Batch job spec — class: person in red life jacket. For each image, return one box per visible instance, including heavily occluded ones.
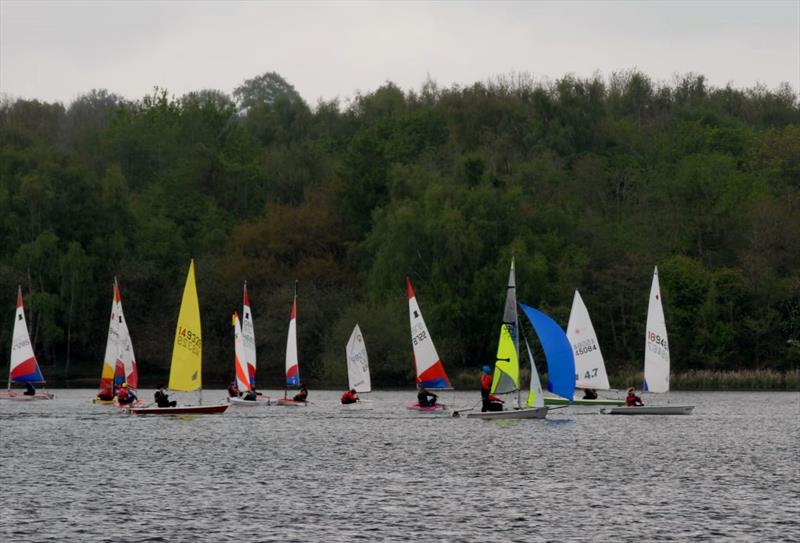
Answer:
[293,384,308,402]
[480,365,505,412]
[227,381,239,397]
[116,383,137,405]
[626,387,644,407]
[96,386,114,402]
[341,388,359,405]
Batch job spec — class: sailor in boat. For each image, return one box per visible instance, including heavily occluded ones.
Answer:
[227,381,240,397]
[23,382,36,396]
[582,388,598,400]
[417,387,438,407]
[242,389,257,401]
[154,385,177,408]
[96,386,114,402]
[479,366,503,412]
[116,383,138,405]
[341,388,359,405]
[626,387,644,407]
[293,384,308,402]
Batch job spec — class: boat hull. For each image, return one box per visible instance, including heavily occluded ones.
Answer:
[405,402,448,412]
[276,398,307,406]
[128,404,229,415]
[600,405,695,415]
[228,396,271,406]
[2,391,54,401]
[544,396,625,406]
[92,397,116,405]
[466,407,549,420]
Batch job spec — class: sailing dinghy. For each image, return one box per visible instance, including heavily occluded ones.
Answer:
[467,259,548,420]
[601,267,694,415]
[277,282,307,406]
[2,287,53,400]
[228,310,270,406]
[94,278,138,404]
[545,290,624,406]
[129,260,228,415]
[340,324,372,409]
[405,277,450,412]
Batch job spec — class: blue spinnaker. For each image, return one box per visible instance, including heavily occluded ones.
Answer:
[520,304,576,401]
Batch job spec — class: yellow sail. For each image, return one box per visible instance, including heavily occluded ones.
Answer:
[168,260,202,391]
[491,324,519,394]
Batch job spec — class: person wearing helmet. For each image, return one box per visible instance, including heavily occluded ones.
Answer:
[341,388,359,405]
[480,365,493,412]
[116,382,137,406]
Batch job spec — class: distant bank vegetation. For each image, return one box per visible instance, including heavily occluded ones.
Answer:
[0,70,798,388]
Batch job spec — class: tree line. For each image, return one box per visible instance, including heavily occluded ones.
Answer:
[0,70,798,388]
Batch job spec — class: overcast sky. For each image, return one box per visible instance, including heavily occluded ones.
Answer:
[1,0,798,106]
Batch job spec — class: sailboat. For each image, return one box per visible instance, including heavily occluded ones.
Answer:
[544,290,624,406]
[340,324,371,408]
[277,281,306,406]
[1,287,53,400]
[129,260,228,415]
[467,259,549,419]
[228,284,269,406]
[406,277,451,411]
[602,266,694,415]
[94,278,138,404]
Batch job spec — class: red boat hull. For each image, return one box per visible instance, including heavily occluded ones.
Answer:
[276,398,307,406]
[128,404,229,415]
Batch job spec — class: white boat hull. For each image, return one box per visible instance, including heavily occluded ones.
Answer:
[465,407,549,420]
[601,405,695,415]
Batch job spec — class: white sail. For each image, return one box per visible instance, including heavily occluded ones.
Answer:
[346,324,371,393]
[644,266,670,393]
[115,282,137,389]
[525,337,544,408]
[406,277,451,389]
[233,312,251,392]
[242,283,256,388]
[285,290,300,387]
[567,290,610,391]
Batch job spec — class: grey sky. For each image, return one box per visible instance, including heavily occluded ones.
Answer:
[1,0,798,106]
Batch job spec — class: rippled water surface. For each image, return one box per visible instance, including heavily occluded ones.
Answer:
[1,390,798,542]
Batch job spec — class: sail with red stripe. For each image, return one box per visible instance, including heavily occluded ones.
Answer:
[99,279,138,392]
[242,282,256,389]
[232,312,251,392]
[407,277,451,389]
[284,285,300,388]
[9,287,44,383]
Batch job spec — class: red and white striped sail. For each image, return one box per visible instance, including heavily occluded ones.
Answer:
[232,311,251,392]
[242,282,256,389]
[407,277,451,389]
[284,290,300,387]
[116,280,137,388]
[9,287,44,384]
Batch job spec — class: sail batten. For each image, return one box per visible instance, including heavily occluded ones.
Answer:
[168,260,202,392]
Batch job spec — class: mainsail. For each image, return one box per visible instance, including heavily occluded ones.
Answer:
[242,282,256,389]
[567,290,610,391]
[346,324,371,393]
[285,285,300,388]
[644,266,670,393]
[407,277,451,389]
[100,279,137,390]
[491,259,519,396]
[9,287,44,384]
[232,311,251,392]
[168,260,202,392]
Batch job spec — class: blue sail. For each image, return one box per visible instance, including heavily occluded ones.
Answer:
[520,304,576,401]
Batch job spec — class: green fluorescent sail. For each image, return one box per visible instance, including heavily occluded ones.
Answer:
[491,323,519,394]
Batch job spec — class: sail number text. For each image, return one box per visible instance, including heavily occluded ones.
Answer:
[573,338,599,357]
[177,326,201,355]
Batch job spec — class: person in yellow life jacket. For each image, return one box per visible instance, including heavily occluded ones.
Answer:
[341,389,359,405]
[116,383,137,405]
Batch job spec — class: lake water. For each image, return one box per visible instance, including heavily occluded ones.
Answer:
[0,390,798,542]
